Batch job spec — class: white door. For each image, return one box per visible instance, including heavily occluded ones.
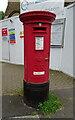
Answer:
[2,35,10,60]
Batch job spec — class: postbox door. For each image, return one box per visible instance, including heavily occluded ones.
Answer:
[25,24,51,84]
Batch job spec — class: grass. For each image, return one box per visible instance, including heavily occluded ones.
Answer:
[31,111,38,116]
[38,93,63,115]
[13,88,23,96]
[5,88,23,96]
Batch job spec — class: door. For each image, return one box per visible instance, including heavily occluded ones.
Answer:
[27,24,51,84]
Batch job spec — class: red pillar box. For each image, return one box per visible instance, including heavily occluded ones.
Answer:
[19,11,56,107]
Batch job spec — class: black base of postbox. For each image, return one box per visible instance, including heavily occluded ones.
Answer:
[23,80,49,108]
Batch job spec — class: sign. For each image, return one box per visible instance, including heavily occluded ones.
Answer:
[20,31,24,38]
[33,71,45,75]
[2,28,8,42]
[2,28,8,36]
[35,36,44,50]
[20,0,64,19]
[51,18,65,47]
[2,36,8,41]
[9,28,16,43]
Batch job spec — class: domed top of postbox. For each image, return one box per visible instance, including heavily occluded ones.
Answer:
[19,11,56,24]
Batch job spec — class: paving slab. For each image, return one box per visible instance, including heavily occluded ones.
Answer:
[50,88,73,118]
[2,95,37,119]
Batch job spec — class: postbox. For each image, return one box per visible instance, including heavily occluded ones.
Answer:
[19,11,56,107]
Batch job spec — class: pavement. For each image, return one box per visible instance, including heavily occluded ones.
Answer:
[0,62,74,119]
[2,88,73,120]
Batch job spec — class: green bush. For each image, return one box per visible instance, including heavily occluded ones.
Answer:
[38,93,63,115]
[0,11,5,20]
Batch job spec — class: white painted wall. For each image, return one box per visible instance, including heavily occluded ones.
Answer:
[9,17,24,64]
[0,21,2,62]
[50,4,73,77]
[60,5,73,77]
[0,3,74,77]
[73,4,75,78]
[1,16,24,64]
[50,48,62,70]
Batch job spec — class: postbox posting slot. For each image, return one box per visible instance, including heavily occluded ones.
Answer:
[33,27,46,33]
[34,27,46,31]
